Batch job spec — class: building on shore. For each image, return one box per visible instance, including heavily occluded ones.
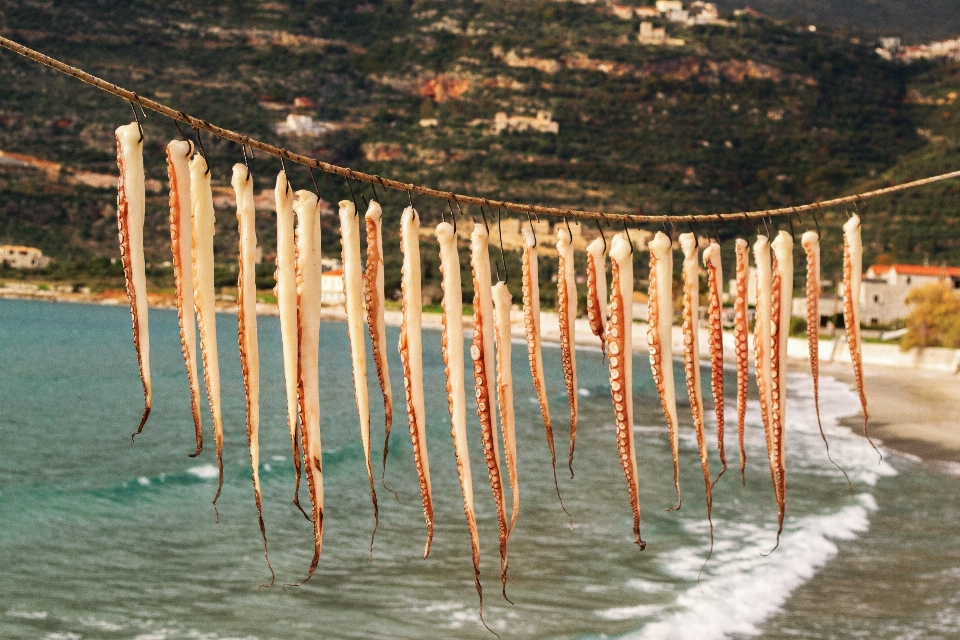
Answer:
[860,263,960,326]
[0,245,51,269]
[320,268,345,306]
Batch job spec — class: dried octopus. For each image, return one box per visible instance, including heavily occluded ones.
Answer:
[802,231,852,485]
[232,163,273,585]
[521,225,566,513]
[608,232,645,549]
[274,171,307,518]
[493,281,520,537]
[679,232,714,565]
[648,231,682,510]
[293,189,325,584]
[436,221,488,628]
[165,139,202,458]
[733,239,750,484]
[586,236,608,355]
[116,122,152,441]
[471,221,510,598]
[363,200,395,493]
[702,241,727,484]
[556,227,579,478]
[189,152,225,513]
[399,206,434,558]
[770,231,793,547]
[843,214,876,455]
[340,199,379,551]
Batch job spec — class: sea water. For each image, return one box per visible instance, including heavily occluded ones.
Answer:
[0,298,957,639]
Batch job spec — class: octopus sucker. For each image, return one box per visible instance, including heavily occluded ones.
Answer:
[363,201,396,499]
[274,172,308,519]
[166,139,202,458]
[608,233,646,549]
[521,227,567,518]
[770,231,794,548]
[586,237,609,356]
[648,231,682,510]
[801,231,853,488]
[843,214,878,457]
[679,232,714,571]
[493,281,520,537]
[556,227,579,479]
[733,239,750,485]
[470,222,510,599]
[115,122,152,442]
[232,164,274,586]
[702,242,727,485]
[436,222,490,632]
[399,206,434,558]
[188,153,225,514]
[340,200,379,553]
[753,235,780,547]
[291,189,325,585]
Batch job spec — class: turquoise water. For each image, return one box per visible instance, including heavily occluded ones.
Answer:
[1,298,958,639]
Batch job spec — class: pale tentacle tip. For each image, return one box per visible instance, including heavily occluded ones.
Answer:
[711,465,727,489]
[130,405,151,445]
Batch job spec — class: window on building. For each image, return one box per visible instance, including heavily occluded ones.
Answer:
[873,294,880,303]
[906,276,912,285]
[870,317,879,326]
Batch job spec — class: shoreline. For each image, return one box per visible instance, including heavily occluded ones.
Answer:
[4,289,958,464]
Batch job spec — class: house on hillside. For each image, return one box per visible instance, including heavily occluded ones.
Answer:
[860,263,960,326]
[320,268,345,306]
[0,245,51,269]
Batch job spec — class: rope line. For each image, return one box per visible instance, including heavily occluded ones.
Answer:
[2,34,959,225]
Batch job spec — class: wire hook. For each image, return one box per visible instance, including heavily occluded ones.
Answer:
[308,167,320,196]
[594,218,607,254]
[496,209,508,285]
[623,220,634,254]
[526,212,538,248]
[242,145,252,181]
[345,176,359,214]
[814,205,823,237]
[129,100,144,143]
[193,127,210,175]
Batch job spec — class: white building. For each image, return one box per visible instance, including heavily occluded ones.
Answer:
[320,269,346,306]
[493,111,559,135]
[0,245,51,269]
[860,263,960,326]
[275,114,337,137]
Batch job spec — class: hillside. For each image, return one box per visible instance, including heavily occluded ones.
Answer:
[0,0,959,298]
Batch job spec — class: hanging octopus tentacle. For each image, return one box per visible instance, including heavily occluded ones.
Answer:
[648,232,682,511]
[471,222,511,601]
[436,222,493,633]
[556,228,579,479]
[703,242,727,486]
[364,201,396,499]
[188,153,225,516]
[232,164,274,587]
[843,215,878,457]
[586,237,608,357]
[399,206,434,558]
[608,233,646,549]
[116,122,152,442]
[733,239,750,485]
[275,171,308,519]
[522,226,568,518]
[289,189,325,586]
[166,139,203,458]
[679,232,714,577]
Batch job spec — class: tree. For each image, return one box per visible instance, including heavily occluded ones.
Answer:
[901,282,960,350]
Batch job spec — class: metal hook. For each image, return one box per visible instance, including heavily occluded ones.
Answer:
[496,209,508,285]
[172,118,191,151]
[345,176,359,214]
[564,215,573,239]
[711,219,721,245]
[854,197,865,219]
[526,212,538,248]
[241,145,252,181]
[760,215,770,237]
[407,189,414,209]
[739,213,749,238]
[308,167,320,196]
[813,205,823,237]
[128,100,144,143]
[370,181,380,205]
[193,127,210,175]
[479,205,490,235]
[788,212,795,238]
[442,200,450,225]
[623,220,634,254]
[687,220,696,239]
[278,155,290,193]
[594,218,607,254]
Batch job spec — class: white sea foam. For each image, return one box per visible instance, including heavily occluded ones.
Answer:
[187,465,219,480]
[138,476,150,486]
[608,371,895,640]
[6,609,48,619]
[43,634,81,640]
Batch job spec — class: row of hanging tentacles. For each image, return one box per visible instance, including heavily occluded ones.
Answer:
[115,120,874,630]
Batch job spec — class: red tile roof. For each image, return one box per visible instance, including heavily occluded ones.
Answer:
[868,264,960,278]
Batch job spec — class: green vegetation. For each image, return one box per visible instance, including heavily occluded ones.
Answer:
[0,1,958,302]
